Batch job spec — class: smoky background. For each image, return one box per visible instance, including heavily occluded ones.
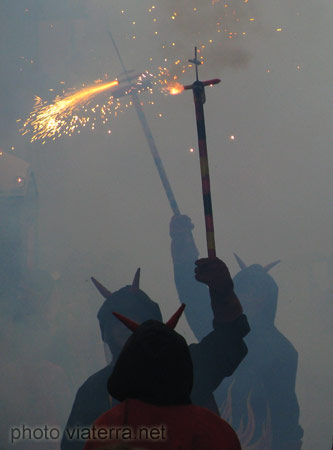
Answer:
[0,0,332,448]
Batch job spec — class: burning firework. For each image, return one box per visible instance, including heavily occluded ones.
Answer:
[161,81,184,95]
[21,80,121,142]
[20,67,187,143]
[20,64,190,143]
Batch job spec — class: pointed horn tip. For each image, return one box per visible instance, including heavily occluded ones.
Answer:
[233,253,247,270]
[90,276,99,288]
[91,276,112,299]
[263,260,281,272]
[112,312,140,332]
[166,303,186,329]
[131,267,141,291]
[174,303,186,315]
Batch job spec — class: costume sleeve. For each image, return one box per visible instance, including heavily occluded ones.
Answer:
[170,224,213,340]
[189,314,250,407]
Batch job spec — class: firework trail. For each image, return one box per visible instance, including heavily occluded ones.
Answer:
[21,80,119,142]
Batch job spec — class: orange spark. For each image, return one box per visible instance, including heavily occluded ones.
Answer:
[21,80,119,142]
[163,82,184,95]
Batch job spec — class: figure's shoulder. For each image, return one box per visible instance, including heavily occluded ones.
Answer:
[94,402,125,426]
[270,326,298,355]
[77,365,112,395]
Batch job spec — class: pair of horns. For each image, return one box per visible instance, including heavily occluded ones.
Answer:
[91,268,141,299]
[113,304,186,332]
[234,253,280,272]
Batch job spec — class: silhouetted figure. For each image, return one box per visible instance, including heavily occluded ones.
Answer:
[61,270,162,450]
[62,260,249,450]
[170,214,304,450]
[83,306,242,450]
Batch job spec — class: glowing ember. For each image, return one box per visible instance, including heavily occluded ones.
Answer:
[117,0,257,84]
[168,82,184,95]
[161,81,184,96]
[21,80,119,142]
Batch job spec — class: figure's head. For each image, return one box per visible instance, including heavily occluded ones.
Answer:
[107,305,193,406]
[233,254,279,328]
[93,269,162,359]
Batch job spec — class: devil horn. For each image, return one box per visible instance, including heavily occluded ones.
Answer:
[91,277,112,299]
[131,268,141,291]
[112,312,140,332]
[166,304,186,329]
[234,253,247,270]
[263,260,281,272]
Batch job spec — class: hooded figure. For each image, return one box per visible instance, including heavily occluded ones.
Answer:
[61,272,162,450]
[216,260,303,450]
[62,258,249,450]
[232,259,279,328]
[83,310,242,450]
[97,275,163,364]
[108,317,193,407]
[169,214,303,450]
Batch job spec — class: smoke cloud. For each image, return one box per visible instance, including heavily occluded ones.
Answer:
[0,0,332,448]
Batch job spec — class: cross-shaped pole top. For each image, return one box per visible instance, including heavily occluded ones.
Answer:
[188,46,202,81]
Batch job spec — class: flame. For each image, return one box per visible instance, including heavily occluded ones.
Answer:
[162,81,184,96]
[21,80,119,142]
[237,392,257,448]
[220,379,234,422]
[220,383,272,450]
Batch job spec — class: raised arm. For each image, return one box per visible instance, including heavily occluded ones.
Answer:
[189,257,250,409]
[169,214,213,340]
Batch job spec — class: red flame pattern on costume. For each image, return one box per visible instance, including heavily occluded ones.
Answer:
[220,382,272,450]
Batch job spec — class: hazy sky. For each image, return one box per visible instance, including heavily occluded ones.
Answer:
[0,0,332,448]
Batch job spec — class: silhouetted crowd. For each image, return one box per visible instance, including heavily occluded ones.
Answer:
[1,213,304,450]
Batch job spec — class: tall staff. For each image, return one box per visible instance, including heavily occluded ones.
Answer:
[183,47,221,259]
[108,31,180,215]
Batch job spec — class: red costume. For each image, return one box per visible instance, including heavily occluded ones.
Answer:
[83,307,242,450]
[83,398,241,450]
